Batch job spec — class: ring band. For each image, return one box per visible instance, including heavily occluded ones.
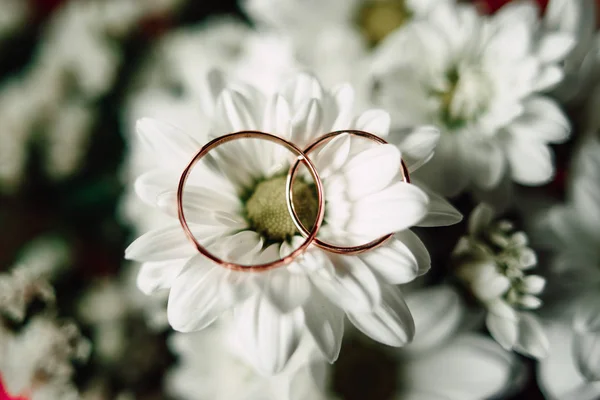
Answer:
[286,130,410,255]
[177,131,325,271]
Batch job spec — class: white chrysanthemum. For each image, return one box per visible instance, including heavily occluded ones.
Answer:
[243,0,452,46]
[544,0,600,104]
[167,324,333,400]
[535,136,600,388]
[125,73,461,373]
[0,316,90,400]
[373,1,573,198]
[453,203,549,358]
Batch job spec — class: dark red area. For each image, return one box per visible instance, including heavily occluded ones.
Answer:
[28,0,66,22]
[474,0,549,15]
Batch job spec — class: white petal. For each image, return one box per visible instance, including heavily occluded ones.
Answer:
[508,97,570,143]
[283,73,323,110]
[538,323,600,400]
[347,284,415,347]
[331,84,355,131]
[167,256,226,332]
[538,33,575,63]
[353,109,391,137]
[219,231,264,265]
[216,89,259,131]
[390,125,440,172]
[311,254,382,312]
[137,259,187,295]
[518,295,543,309]
[156,189,246,229]
[347,182,429,238]
[415,182,463,227]
[514,312,549,359]
[505,139,554,185]
[134,170,176,206]
[573,329,600,381]
[534,65,564,92]
[291,98,324,146]
[465,139,506,190]
[405,285,464,352]
[264,270,311,313]
[339,144,401,200]
[312,133,351,180]
[359,230,429,284]
[262,94,292,137]
[487,312,518,350]
[468,203,495,236]
[303,289,344,362]
[521,275,545,295]
[136,118,200,171]
[234,295,304,374]
[125,225,195,262]
[403,334,517,400]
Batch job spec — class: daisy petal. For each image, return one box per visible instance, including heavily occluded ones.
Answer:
[487,312,518,350]
[167,256,226,332]
[403,334,516,400]
[391,125,440,172]
[311,254,382,312]
[134,170,175,206]
[466,140,505,190]
[347,284,415,347]
[303,289,344,362]
[216,89,259,131]
[125,225,195,262]
[573,329,600,381]
[405,285,464,352]
[415,182,463,227]
[136,118,201,171]
[537,33,575,63]
[359,230,429,284]
[264,270,311,313]
[340,144,401,199]
[505,139,554,185]
[234,295,303,374]
[137,259,187,295]
[353,109,391,137]
[347,182,429,238]
[514,312,549,358]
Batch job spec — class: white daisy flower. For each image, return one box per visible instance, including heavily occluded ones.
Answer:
[167,324,333,400]
[453,203,549,358]
[125,73,461,374]
[372,1,573,198]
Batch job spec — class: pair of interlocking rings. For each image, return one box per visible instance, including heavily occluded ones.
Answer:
[177,130,410,272]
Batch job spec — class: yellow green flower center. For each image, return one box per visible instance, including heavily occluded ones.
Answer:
[245,175,319,243]
[357,0,412,46]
